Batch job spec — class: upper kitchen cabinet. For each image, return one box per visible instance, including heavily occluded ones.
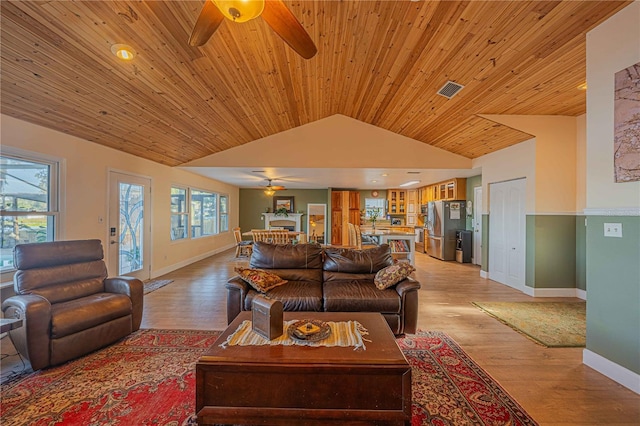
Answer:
[387,189,406,215]
[420,178,467,202]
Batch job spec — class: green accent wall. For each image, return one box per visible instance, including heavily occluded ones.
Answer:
[576,216,587,291]
[465,175,482,230]
[586,215,640,375]
[239,189,329,238]
[525,215,577,289]
[481,214,489,272]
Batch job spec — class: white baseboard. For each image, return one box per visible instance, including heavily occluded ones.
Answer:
[480,270,488,279]
[583,349,640,394]
[524,287,587,298]
[150,243,235,279]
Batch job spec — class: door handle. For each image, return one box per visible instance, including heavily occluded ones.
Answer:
[110,240,118,245]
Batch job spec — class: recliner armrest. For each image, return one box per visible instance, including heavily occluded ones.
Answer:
[2,294,52,371]
[105,276,144,331]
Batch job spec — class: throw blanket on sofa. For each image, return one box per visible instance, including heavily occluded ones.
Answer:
[220,320,370,350]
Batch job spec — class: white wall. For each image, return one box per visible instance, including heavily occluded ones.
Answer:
[0,115,239,280]
[576,114,587,213]
[586,1,640,210]
[471,138,537,214]
[480,114,578,214]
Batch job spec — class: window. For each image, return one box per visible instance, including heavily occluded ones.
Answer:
[170,187,188,240]
[364,198,385,218]
[190,189,217,238]
[219,195,228,232]
[0,152,59,271]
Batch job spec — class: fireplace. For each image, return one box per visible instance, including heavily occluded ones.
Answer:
[262,213,303,232]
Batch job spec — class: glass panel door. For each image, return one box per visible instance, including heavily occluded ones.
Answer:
[109,172,151,281]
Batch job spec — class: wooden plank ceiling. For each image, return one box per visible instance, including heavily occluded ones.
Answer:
[1,1,631,166]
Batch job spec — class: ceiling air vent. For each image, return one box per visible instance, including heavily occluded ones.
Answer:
[437,81,464,99]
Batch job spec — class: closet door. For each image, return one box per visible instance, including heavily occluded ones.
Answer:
[489,179,526,291]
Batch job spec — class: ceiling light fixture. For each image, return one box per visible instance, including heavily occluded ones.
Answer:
[264,188,275,196]
[382,173,389,177]
[399,180,421,187]
[110,44,136,61]
[214,0,265,22]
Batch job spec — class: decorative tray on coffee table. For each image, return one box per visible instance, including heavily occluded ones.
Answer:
[287,319,331,342]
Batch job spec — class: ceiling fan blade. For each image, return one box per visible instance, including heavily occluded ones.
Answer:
[261,0,317,59]
[271,185,286,190]
[188,1,225,47]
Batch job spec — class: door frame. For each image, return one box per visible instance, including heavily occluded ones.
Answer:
[107,169,152,281]
[473,186,483,266]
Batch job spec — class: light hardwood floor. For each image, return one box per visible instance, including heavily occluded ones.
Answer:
[142,248,640,425]
[3,249,639,424]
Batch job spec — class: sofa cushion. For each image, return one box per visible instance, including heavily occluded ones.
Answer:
[244,281,323,312]
[323,280,401,313]
[323,244,393,274]
[51,293,132,338]
[250,242,323,270]
[375,262,416,289]
[234,267,288,293]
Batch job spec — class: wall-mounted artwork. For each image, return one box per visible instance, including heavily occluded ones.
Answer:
[614,62,640,183]
[273,196,294,213]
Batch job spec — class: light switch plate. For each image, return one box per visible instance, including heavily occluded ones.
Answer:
[604,222,622,238]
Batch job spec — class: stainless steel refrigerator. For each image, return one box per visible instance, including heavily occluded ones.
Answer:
[425,200,466,260]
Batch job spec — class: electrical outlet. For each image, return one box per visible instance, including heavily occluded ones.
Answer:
[604,222,622,238]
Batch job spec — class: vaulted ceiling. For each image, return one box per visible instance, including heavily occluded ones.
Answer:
[0,1,631,169]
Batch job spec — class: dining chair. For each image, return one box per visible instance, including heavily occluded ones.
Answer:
[233,227,253,257]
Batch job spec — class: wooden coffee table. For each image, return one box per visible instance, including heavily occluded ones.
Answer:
[196,312,411,425]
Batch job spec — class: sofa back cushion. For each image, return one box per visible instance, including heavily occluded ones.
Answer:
[249,242,323,283]
[13,240,108,304]
[323,244,393,281]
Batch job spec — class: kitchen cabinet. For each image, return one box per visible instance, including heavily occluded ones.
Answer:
[406,190,418,226]
[420,178,467,202]
[387,189,406,215]
[331,190,360,245]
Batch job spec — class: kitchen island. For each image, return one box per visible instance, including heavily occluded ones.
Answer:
[361,229,416,265]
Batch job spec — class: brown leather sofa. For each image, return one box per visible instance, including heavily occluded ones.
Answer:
[226,242,420,335]
[1,239,144,370]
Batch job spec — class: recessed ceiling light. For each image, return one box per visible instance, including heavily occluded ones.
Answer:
[111,44,136,61]
[372,180,378,183]
[399,180,420,187]
[381,173,388,177]
[577,82,588,90]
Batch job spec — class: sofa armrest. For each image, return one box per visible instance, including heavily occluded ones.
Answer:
[394,277,421,297]
[2,294,52,371]
[395,277,420,335]
[226,277,249,324]
[105,276,144,331]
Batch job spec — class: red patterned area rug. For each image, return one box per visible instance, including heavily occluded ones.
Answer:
[0,329,220,426]
[1,329,537,426]
[399,331,538,425]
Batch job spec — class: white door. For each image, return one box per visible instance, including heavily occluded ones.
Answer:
[108,171,151,281]
[473,186,483,266]
[489,178,526,291]
[505,182,526,289]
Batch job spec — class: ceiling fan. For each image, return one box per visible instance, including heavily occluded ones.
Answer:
[262,178,286,196]
[188,0,317,59]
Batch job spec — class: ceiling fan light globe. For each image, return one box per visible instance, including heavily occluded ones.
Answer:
[213,0,264,23]
[264,188,276,196]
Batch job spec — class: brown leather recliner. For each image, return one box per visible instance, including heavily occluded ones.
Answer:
[1,239,143,370]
